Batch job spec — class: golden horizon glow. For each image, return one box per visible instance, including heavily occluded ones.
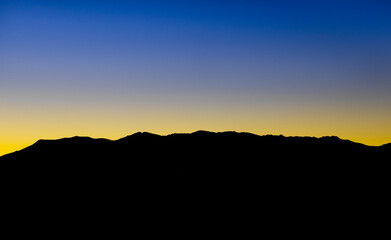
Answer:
[2,95,390,156]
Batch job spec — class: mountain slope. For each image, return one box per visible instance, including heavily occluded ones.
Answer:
[1,130,388,194]
[0,131,389,231]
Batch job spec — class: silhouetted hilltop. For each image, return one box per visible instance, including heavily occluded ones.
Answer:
[3,130,384,161]
[0,131,389,232]
[381,142,391,149]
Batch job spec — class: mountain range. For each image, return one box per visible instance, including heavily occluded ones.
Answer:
[1,130,389,234]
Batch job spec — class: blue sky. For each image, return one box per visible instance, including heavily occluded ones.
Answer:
[1,0,391,154]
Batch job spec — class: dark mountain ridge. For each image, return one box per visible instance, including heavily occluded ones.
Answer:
[1,131,388,185]
[1,131,389,234]
[1,130,388,183]
[2,130,384,157]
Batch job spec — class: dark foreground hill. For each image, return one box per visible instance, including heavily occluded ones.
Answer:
[1,131,390,235]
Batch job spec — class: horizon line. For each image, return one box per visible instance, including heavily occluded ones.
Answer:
[2,130,390,157]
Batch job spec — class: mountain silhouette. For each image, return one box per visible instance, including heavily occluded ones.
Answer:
[1,131,389,235]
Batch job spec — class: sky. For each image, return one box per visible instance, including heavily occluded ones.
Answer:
[1,0,391,155]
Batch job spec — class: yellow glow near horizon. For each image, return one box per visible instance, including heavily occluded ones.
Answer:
[1,109,390,156]
[1,91,390,156]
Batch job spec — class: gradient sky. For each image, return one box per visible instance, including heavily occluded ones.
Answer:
[1,0,391,155]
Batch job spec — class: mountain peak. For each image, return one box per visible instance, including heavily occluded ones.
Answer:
[117,131,160,142]
[191,130,215,135]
